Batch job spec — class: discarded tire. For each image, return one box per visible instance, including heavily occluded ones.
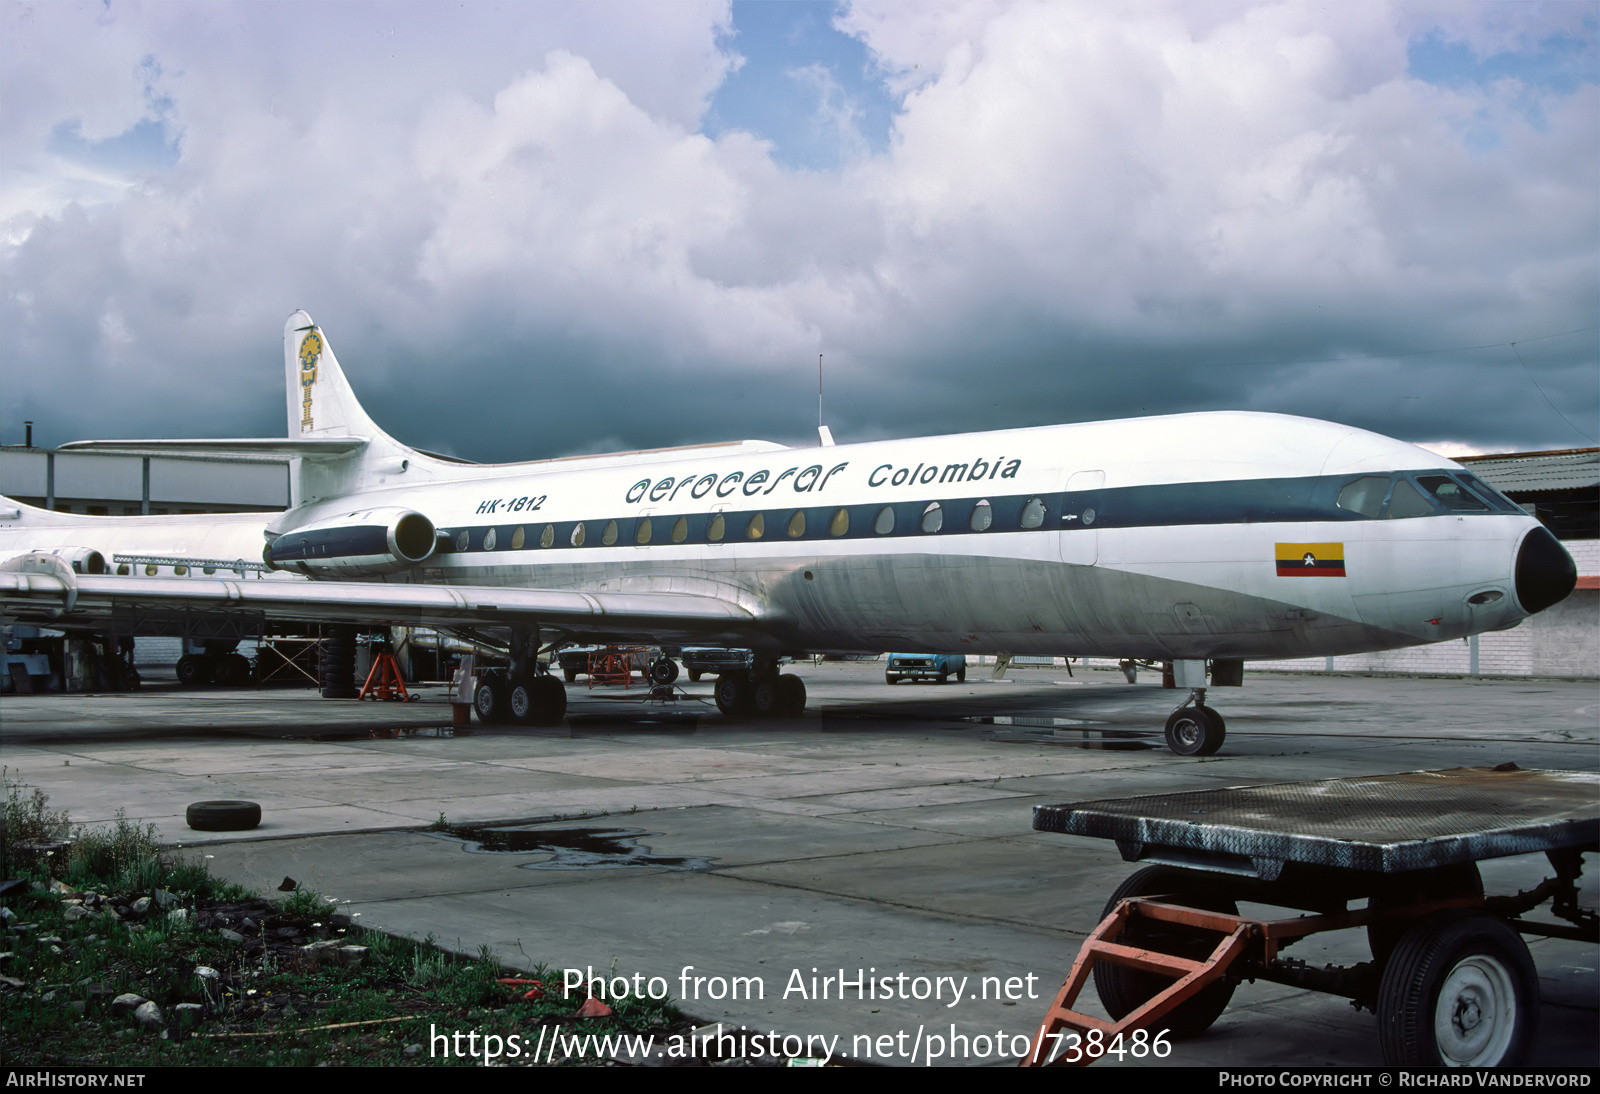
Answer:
[185,800,261,832]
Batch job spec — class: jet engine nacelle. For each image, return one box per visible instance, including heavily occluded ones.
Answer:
[0,546,109,575]
[266,507,437,577]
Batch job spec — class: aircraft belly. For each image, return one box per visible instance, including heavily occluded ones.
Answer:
[428,537,1406,660]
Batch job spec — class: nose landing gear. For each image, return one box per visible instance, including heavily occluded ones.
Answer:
[1165,689,1226,756]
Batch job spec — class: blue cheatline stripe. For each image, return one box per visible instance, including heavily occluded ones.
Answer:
[426,469,1502,559]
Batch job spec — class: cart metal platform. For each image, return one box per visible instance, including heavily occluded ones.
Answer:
[1022,767,1599,1068]
[1032,766,1598,879]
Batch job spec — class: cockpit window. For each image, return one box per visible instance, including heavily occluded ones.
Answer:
[1337,476,1390,518]
[1416,475,1489,512]
[1384,480,1436,519]
[1452,472,1521,514]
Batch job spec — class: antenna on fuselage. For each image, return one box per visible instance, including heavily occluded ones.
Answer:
[817,354,834,446]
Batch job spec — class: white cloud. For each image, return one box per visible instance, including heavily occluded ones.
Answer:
[0,1,1593,457]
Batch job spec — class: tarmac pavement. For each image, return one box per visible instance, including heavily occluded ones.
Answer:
[2,662,1595,1067]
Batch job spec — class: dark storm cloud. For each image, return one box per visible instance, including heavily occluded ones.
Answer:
[1,2,1594,462]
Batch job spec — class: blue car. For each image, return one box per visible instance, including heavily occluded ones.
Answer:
[885,653,967,685]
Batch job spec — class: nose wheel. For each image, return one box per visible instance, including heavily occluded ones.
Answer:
[1165,692,1226,756]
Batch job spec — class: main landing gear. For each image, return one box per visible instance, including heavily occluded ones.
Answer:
[473,625,567,727]
[474,669,567,727]
[713,665,807,718]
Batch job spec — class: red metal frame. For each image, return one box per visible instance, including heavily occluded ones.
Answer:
[1021,892,1482,1067]
[359,651,411,701]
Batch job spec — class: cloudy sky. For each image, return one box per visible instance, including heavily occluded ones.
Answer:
[2,1,1595,461]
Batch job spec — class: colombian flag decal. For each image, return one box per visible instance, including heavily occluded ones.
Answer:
[1276,542,1346,577]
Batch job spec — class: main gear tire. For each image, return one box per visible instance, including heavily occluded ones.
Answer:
[714,674,750,716]
[775,674,807,717]
[474,679,508,725]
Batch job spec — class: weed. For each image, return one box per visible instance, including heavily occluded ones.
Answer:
[2,768,72,878]
[280,886,335,918]
[66,811,161,890]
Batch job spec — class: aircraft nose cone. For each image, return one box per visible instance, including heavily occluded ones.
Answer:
[1515,525,1576,615]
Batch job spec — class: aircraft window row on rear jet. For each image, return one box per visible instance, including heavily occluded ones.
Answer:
[434,471,1522,558]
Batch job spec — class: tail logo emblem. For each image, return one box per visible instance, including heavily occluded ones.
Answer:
[298,329,323,432]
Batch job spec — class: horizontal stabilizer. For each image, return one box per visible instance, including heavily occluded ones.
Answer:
[59,437,368,460]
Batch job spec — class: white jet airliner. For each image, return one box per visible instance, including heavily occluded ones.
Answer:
[0,312,1577,754]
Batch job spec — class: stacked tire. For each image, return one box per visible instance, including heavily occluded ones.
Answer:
[320,627,359,698]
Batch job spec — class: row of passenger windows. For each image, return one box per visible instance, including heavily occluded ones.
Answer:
[449,496,1054,553]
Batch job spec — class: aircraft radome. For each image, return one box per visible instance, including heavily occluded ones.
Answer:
[0,312,1578,754]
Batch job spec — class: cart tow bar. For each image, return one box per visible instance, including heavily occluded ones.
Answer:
[1020,897,1251,1067]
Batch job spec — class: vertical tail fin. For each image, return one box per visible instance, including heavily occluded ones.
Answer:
[282,311,425,506]
[285,311,393,442]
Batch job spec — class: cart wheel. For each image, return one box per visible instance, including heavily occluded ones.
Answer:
[1377,909,1537,1067]
[1094,866,1239,1038]
[650,657,679,685]
[1165,707,1225,756]
[1367,863,1483,965]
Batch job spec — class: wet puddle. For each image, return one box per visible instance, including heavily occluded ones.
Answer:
[440,824,713,871]
[565,712,702,728]
[288,726,467,741]
[962,715,1160,751]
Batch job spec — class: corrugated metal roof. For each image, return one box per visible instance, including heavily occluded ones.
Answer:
[1458,448,1599,493]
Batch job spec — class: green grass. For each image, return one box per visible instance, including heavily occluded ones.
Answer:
[1,773,685,1066]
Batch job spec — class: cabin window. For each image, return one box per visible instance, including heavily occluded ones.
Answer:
[539,524,555,548]
[635,517,653,545]
[1337,477,1390,519]
[117,563,130,576]
[483,528,498,552]
[570,523,586,547]
[829,508,849,536]
[173,565,188,576]
[1385,480,1435,519]
[921,502,943,533]
[202,565,216,575]
[455,530,469,552]
[708,514,726,542]
[747,513,765,539]
[970,500,992,531]
[672,516,688,543]
[511,526,525,550]
[787,511,806,538]
[602,520,618,546]
[1020,497,1047,529]
[874,506,896,535]
[145,565,158,576]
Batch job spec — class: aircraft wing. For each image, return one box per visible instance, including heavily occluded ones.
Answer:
[0,565,762,646]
